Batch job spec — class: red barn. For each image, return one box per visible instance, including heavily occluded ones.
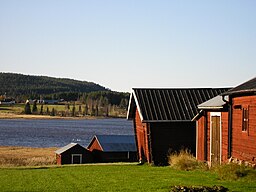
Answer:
[195,77,256,166]
[87,135,137,163]
[127,88,229,165]
[55,143,93,165]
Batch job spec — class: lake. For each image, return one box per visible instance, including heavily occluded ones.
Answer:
[0,118,133,148]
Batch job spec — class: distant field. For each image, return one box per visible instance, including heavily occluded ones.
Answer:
[0,146,57,167]
[0,103,126,118]
[0,164,256,191]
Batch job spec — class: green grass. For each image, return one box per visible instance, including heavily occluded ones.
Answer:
[0,164,255,191]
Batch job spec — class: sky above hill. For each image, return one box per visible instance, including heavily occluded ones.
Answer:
[0,0,255,92]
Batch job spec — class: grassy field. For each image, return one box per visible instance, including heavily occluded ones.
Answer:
[0,164,256,191]
[0,147,255,191]
[0,103,126,118]
[0,146,57,167]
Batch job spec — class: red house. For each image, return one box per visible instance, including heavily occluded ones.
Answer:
[195,77,256,166]
[127,88,229,165]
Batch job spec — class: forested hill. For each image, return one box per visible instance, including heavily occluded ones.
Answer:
[0,73,108,98]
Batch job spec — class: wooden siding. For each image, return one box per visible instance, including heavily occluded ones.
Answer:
[196,116,206,161]
[58,145,93,165]
[134,108,151,163]
[221,112,229,162]
[91,151,137,163]
[196,111,229,163]
[87,138,102,152]
[231,95,256,164]
[150,121,196,165]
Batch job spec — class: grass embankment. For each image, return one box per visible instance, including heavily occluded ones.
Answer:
[0,146,57,167]
[0,164,256,191]
[0,147,256,191]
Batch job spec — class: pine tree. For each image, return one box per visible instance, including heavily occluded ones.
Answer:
[24,101,32,114]
[72,105,76,117]
[40,105,43,115]
[50,108,55,116]
[32,100,37,113]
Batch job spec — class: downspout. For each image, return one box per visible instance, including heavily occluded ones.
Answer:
[203,111,208,161]
[222,95,232,158]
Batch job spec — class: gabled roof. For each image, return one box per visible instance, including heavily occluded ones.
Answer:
[55,143,82,154]
[87,135,136,152]
[222,77,256,96]
[197,95,226,110]
[127,88,230,122]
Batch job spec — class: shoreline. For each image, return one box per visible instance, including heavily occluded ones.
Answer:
[0,112,125,120]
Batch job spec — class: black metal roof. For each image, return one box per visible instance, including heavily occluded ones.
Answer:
[127,88,230,122]
[222,77,256,96]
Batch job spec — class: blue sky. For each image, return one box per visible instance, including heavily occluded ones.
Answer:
[0,0,255,92]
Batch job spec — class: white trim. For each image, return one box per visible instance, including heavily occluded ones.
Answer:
[71,154,82,164]
[131,89,144,121]
[210,112,222,165]
[127,90,144,121]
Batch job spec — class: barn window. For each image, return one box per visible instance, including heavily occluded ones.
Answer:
[242,107,249,132]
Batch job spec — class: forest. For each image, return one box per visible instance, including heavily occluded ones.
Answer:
[0,73,130,117]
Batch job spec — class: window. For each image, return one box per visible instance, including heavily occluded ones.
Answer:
[242,107,249,132]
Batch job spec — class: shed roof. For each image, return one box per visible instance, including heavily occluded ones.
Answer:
[197,95,226,109]
[127,88,230,122]
[222,77,256,96]
[55,143,82,154]
[88,135,137,152]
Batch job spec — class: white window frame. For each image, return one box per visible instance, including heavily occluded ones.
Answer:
[71,154,82,164]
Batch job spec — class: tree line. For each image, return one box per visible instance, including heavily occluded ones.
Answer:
[24,91,129,118]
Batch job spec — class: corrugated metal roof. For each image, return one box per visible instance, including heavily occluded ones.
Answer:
[222,77,256,95]
[127,88,230,122]
[55,143,80,154]
[93,135,137,152]
[197,95,226,109]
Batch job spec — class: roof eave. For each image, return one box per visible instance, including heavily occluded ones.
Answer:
[222,89,256,96]
[198,106,224,110]
[142,120,192,123]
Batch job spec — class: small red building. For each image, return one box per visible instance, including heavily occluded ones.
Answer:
[87,135,137,163]
[195,77,256,166]
[55,143,93,165]
[127,88,229,165]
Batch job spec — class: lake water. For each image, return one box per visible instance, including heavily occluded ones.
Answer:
[0,118,133,148]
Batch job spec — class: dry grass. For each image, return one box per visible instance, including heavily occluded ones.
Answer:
[168,149,208,171]
[0,146,57,167]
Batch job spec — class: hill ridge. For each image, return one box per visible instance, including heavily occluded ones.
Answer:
[0,72,109,97]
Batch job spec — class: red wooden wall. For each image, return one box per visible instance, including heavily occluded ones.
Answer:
[231,95,256,164]
[134,108,151,163]
[87,138,102,152]
[196,111,229,163]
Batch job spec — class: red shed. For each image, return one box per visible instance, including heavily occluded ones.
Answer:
[193,95,230,165]
[127,88,229,165]
[87,135,137,163]
[195,77,256,166]
[55,143,93,165]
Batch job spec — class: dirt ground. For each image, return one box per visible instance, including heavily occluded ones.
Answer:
[0,146,58,167]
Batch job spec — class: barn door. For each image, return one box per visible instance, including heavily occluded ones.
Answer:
[211,113,221,165]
